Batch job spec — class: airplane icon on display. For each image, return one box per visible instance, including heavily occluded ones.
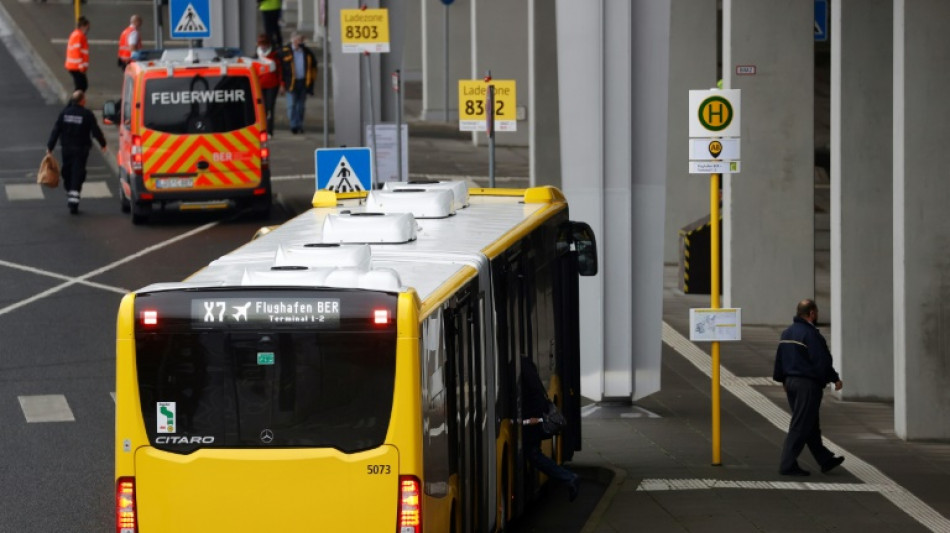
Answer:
[232,302,251,321]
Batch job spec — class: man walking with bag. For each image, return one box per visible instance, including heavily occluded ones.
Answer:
[47,90,107,214]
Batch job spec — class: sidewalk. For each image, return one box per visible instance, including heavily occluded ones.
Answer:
[4,2,950,532]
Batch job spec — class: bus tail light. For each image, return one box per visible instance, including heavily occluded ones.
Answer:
[141,309,158,326]
[373,308,389,325]
[131,135,143,172]
[260,131,269,166]
[397,475,421,533]
[116,477,137,533]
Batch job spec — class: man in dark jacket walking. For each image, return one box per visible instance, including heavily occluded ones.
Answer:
[773,299,845,476]
[47,90,107,214]
[521,355,580,501]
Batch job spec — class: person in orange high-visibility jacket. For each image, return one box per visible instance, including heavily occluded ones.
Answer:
[117,14,142,71]
[65,16,91,91]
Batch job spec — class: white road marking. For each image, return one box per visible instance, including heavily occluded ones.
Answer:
[80,181,112,198]
[0,259,128,294]
[0,0,61,103]
[5,183,43,200]
[637,478,885,492]
[3,181,113,202]
[662,321,950,532]
[0,220,220,317]
[18,394,75,423]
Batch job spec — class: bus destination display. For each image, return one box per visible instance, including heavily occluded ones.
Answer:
[191,298,341,327]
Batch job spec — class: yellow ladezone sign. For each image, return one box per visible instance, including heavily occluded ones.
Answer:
[458,79,517,132]
[340,8,390,53]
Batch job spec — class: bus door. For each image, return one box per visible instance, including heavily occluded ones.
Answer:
[444,282,487,533]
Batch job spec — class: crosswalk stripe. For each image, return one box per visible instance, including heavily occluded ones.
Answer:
[3,181,113,201]
[81,181,112,198]
[18,394,75,423]
[5,183,43,200]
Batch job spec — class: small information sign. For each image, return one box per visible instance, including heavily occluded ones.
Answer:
[458,79,517,132]
[689,308,742,342]
[340,8,391,53]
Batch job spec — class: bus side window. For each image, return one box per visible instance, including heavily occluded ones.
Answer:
[422,311,450,498]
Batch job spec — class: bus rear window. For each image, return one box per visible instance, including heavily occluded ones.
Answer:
[143,75,255,134]
[133,290,398,453]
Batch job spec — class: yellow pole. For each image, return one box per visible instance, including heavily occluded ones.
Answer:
[74,0,80,23]
[711,173,722,466]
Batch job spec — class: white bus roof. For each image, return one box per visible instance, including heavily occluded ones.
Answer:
[137,185,567,302]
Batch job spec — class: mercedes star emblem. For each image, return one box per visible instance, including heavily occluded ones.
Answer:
[260,428,274,444]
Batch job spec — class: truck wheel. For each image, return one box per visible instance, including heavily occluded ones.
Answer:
[130,181,151,225]
[118,170,130,213]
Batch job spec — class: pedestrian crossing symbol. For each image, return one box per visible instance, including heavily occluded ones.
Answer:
[175,5,207,33]
[169,0,211,39]
[315,147,373,192]
[326,156,365,192]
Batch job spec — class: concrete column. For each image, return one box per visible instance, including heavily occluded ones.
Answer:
[379,0,406,122]
[556,0,669,401]
[893,0,950,440]
[329,0,364,146]
[420,0,471,122]
[298,0,315,33]
[471,0,529,147]
[664,0,718,264]
[209,0,257,52]
[831,0,892,401]
[529,0,560,187]
[401,0,422,83]
[722,0,814,325]
[328,0,402,147]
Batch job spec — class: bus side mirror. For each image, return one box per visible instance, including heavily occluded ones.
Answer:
[569,221,598,276]
[102,100,120,125]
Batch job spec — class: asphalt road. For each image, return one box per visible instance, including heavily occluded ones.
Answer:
[0,23,602,530]
[0,25,313,529]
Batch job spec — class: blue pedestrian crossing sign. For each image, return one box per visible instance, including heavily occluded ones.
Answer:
[170,0,211,40]
[316,148,373,192]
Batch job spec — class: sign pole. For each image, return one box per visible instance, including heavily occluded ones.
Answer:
[711,172,722,466]
[322,0,329,148]
[443,4,450,123]
[486,75,495,188]
[394,70,403,182]
[363,51,378,190]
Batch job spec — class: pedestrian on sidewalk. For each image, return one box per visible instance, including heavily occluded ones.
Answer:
[773,299,845,477]
[117,15,143,71]
[64,16,91,91]
[520,355,581,502]
[259,0,283,51]
[256,33,281,136]
[46,90,107,214]
[278,31,317,135]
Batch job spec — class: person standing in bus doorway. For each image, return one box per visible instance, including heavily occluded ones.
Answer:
[117,15,143,71]
[520,355,581,502]
[773,299,845,476]
[46,90,107,214]
[65,16,90,91]
[259,0,283,51]
[256,33,281,136]
[278,31,317,135]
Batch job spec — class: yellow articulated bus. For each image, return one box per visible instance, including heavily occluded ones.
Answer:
[115,183,597,532]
